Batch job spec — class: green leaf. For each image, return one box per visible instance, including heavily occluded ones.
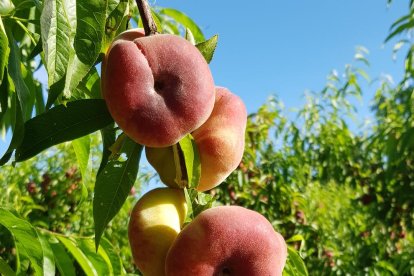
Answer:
[183,188,194,223]
[45,73,65,109]
[77,239,111,275]
[93,136,143,249]
[385,20,414,43]
[98,123,116,175]
[185,28,196,45]
[73,66,101,100]
[99,238,124,276]
[150,8,163,33]
[183,188,214,224]
[0,257,16,276]
[57,236,97,276]
[0,208,43,275]
[27,39,43,60]
[74,0,106,65]
[282,247,308,276]
[48,237,76,276]
[0,96,24,165]
[62,53,91,98]
[14,99,113,162]
[0,69,9,122]
[158,8,205,43]
[178,134,201,189]
[7,30,31,121]
[196,35,218,64]
[0,18,9,84]
[72,135,91,202]
[103,0,129,52]
[40,0,76,87]
[376,261,398,275]
[0,0,14,16]
[38,233,56,276]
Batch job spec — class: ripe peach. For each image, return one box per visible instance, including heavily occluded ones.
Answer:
[128,187,187,276]
[165,206,288,276]
[191,87,247,191]
[102,29,215,147]
[146,87,247,191]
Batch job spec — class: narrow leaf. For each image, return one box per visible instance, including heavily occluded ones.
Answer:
[40,0,76,87]
[99,238,124,276]
[0,69,9,122]
[74,0,106,65]
[77,239,111,275]
[72,135,91,201]
[103,0,129,52]
[178,134,201,189]
[385,20,414,42]
[49,239,76,276]
[94,136,143,249]
[0,97,24,165]
[185,28,196,45]
[0,18,9,84]
[0,257,16,276]
[7,30,31,121]
[98,124,116,175]
[27,39,43,60]
[196,35,218,64]
[0,0,14,16]
[282,247,308,276]
[38,233,56,276]
[14,99,113,162]
[0,208,43,275]
[62,53,90,98]
[46,74,65,109]
[57,236,97,276]
[159,8,205,43]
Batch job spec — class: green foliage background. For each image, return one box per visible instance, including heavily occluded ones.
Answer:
[0,0,413,275]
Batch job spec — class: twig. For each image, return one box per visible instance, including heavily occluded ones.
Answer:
[135,0,158,36]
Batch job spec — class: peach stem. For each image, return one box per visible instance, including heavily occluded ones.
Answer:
[135,0,158,36]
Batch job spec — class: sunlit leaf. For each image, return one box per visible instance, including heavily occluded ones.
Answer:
[158,8,205,42]
[282,247,308,276]
[0,208,43,275]
[196,35,218,64]
[0,18,9,84]
[0,0,14,16]
[57,236,97,276]
[38,233,56,276]
[40,0,76,87]
[178,134,201,189]
[72,135,91,201]
[7,30,31,121]
[103,0,130,52]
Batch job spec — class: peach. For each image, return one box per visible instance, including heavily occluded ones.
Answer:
[146,87,247,191]
[165,206,288,276]
[102,29,215,147]
[128,187,187,276]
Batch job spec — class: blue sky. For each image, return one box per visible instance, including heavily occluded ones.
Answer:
[155,0,407,113]
[0,1,409,155]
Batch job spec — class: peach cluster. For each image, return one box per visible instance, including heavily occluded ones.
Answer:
[101,29,287,275]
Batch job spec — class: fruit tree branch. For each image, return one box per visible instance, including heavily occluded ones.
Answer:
[135,0,158,36]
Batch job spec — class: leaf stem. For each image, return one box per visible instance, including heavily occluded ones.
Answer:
[135,0,158,36]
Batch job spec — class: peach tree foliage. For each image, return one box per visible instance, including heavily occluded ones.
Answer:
[212,4,414,274]
[0,0,303,275]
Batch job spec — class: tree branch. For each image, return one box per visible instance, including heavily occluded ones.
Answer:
[135,0,158,36]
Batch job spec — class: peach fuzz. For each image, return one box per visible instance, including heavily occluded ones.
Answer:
[101,29,215,147]
[165,205,288,276]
